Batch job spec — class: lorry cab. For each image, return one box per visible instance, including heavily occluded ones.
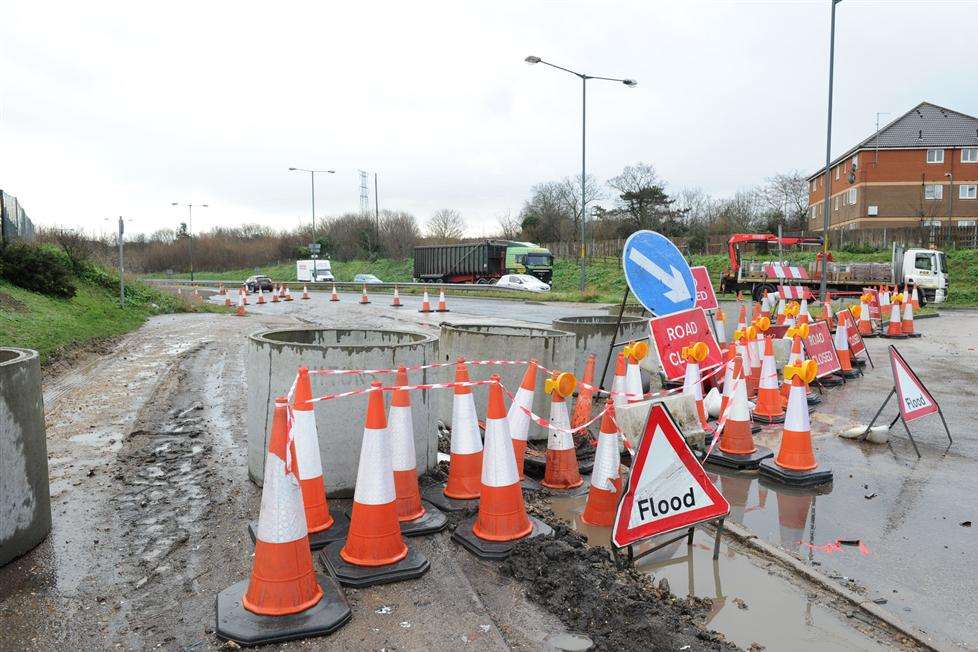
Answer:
[505,243,553,283]
[894,245,947,304]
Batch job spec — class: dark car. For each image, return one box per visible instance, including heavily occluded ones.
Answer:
[245,275,274,292]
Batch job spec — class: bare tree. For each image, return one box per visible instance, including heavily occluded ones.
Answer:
[756,171,810,231]
[426,209,466,242]
[379,210,420,258]
[497,211,523,240]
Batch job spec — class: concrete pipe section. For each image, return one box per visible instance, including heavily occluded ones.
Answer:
[247,328,439,496]
[552,315,650,390]
[0,348,52,567]
[438,323,575,441]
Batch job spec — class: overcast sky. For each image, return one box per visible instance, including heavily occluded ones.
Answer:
[2,1,977,238]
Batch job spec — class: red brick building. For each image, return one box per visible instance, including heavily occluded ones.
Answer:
[807,102,978,231]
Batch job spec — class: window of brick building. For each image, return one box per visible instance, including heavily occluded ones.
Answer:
[924,184,943,200]
[847,188,857,205]
[962,148,978,163]
[926,149,944,164]
[958,220,977,228]
[960,184,977,200]
[834,196,840,210]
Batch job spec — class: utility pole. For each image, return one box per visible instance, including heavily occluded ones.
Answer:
[118,216,125,306]
[374,172,380,251]
[819,0,842,300]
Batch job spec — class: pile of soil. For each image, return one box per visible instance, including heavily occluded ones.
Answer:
[500,518,738,652]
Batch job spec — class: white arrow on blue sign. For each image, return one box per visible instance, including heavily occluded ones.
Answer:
[621,230,696,316]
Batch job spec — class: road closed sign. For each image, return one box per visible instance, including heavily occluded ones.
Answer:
[690,266,719,311]
[612,404,730,547]
[835,308,867,359]
[802,321,842,378]
[649,307,723,381]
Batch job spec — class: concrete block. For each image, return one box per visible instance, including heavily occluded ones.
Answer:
[247,328,439,496]
[1,348,51,567]
[551,315,648,389]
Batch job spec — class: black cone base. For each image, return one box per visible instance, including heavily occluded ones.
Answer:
[421,483,479,512]
[319,540,430,588]
[248,511,351,551]
[840,369,862,379]
[806,392,822,406]
[905,332,922,338]
[706,445,773,470]
[215,574,351,647]
[399,501,448,537]
[539,478,590,496]
[751,422,763,434]
[881,332,907,339]
[752,412,786,424]
[758,458,833,487]
[452,516,554,560]
[816,374,844,387]
[758,475,834,497]
[436,308,450,313]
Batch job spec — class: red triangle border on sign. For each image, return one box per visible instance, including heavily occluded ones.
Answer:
[612,404,730,548]
[890,346,939,423]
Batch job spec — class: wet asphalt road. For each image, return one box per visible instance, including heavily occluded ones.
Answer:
[220,289,978,650]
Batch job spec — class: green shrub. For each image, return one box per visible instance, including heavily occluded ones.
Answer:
[0,243,77,299]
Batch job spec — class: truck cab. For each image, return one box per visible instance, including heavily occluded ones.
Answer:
[505,243,553,283]
[895,245,947,305]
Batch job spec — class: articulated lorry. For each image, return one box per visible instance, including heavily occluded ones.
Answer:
[413,240,554,284]
[720,233,948,306]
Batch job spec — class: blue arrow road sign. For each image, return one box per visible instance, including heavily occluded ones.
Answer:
[621,230,695,316]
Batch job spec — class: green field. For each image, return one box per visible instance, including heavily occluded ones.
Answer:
[149,248,978,307]
[0,273,225,364]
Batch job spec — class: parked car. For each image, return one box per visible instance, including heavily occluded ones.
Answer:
[494,274,550,293]
[354,273,383,284]
[245,275,274,292]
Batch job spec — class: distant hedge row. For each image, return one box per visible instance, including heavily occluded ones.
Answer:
[0,243,77,298]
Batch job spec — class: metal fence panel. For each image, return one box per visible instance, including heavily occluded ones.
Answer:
[1,190,35,244]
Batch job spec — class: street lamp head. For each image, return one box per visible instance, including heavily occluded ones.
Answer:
[171,202,178,206]
[327,170,335,174]
[622,79,638,87]
[288,167,297,171]
[202,204,209,208]
[524,55,542,65]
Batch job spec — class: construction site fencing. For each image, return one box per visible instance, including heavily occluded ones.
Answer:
[0,190,35,246]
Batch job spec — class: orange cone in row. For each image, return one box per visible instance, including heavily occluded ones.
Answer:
[507,360,538,481]
[452,376,551,558]
[714,308,727,344]
[718,346,737,419]
[781,323,820,406]
[759,360,832,486]
[271,286,280,303]
[329,285,339,302]
[902,297,919,337]
[610,352,628,410]
[301,285,310,300]
[882,294,906,338]
[571,353,596,430]
[834,316,860,379]
[257,287,266,305]
[708,356,772,469]
[224,295,232,308]
[580,401,622,527]
[854,296,875,337]
[321,381,430,587]
[436,289,450,312]
[390,368,447,535]
[681,342,710,429]
[418,289,433,313]
[215,397,351,646]
[541,372,583,491]
[622,341,647,402]
[752,336,785,423]
[359,285,370,304]
[235,294,247,316]
[390,286,403,307]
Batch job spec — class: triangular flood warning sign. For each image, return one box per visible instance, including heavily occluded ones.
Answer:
[612,404,729,548]
[890,346,938,422]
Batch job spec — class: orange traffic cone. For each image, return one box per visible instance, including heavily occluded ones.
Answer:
[761,291,772,320]
[747,320,765,398]
[571,353,596,430]
[271,286,280,303]
[681,342,710,429]
[329,285,339,302]
[821,293,834,331]
[759,360,832,486]
[610,352,628,410]
[799,298,812,324]
[224,295,232,307]
[418,289,433,313]
[834,315,860,379]
[425,359,483,509]
[910,283,921,311]
[854,298,875,337]
[781,324,819,406]
[435,289,450,312]
[390,286,403,307]
[580,401,623,527]
[541,372,583,491]
[279,284,287,299]
[901,298,919,337]
[880,286,890,308]
[390,367,447,535]
[284,287,293,302]
[507,359,538,481]
[321,382,430,587]
[358,285,370,304]
[453,375,551,558]
[218,283,226,296]
[215,396,351,645]
[622,341,647,402]
[301,285,310,300]
[708,356,772,469]
[718,346,737,419]
[737,303,747,333]
[257,287,266,305]
[882,294,906,338]
[751,301,761,323]
[235,294,247,317]
[752,336,785,423]
[241,287,249,305]
[714,308,727,345]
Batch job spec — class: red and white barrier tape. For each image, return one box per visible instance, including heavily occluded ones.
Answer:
[305,378,499,405]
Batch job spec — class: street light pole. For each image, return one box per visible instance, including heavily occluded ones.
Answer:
[819,0,842,300]
[118,216,125,306]
[525,55,636,294]
[289,168,335,233]
[171,202,208,282]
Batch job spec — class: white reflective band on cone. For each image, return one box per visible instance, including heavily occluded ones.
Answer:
[611,372,628,409]
[890,304,901,322]
[451,393,483,455]
[903,302,913,321]
[721,359,735,399]
[506,387,534,442]
[353,426,396,505]
[291,409,323,480]
[547,401,574,450]
[389,405,416,472]
[625,362,643,400]
[715,319,726,344]
[590,431,620,491]
[759,353,778,389]
[833,320,849,351]
[481,417,519,487]
[256,454,308,544]
[730,377,751,422]
[784,385,810,432]
[682,362,703,401]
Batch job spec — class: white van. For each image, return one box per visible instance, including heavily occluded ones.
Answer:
[296,259,334,282]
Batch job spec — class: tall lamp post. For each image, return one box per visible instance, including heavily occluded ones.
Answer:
[819,0,843,300]
[524,55,636,294]
[289,167,335,233]
[106,216,132,306]
[171,202,208,282]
